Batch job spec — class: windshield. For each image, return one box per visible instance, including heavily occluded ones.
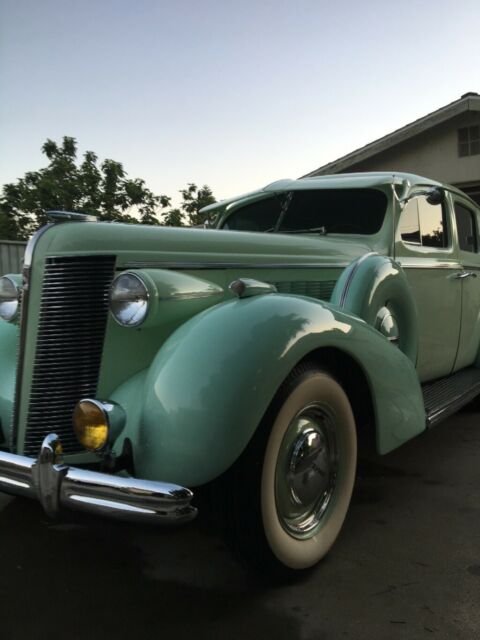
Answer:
[222,188,387,235]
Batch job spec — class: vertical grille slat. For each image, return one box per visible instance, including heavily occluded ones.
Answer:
[23,256,115,455]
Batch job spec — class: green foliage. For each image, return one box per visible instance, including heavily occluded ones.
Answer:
[0,137,219,239]
[0,136,176,240]
[161,183,217,227]
[162,208,184,227]
[180,183,217,226]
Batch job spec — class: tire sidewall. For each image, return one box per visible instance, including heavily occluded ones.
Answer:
[261,371,357,570]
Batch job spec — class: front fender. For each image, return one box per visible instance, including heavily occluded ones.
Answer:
[0,321,19,444]
[113,294,425,487]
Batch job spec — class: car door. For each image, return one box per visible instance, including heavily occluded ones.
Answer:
[395,193,462,382]
[452,195,480,372]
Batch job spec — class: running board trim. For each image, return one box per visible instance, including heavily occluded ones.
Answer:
[423,367,480,428]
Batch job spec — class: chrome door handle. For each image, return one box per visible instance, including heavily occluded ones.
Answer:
[455,271,478,279]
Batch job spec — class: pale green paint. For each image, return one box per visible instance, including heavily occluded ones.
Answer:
[127,269,224,328]
[2,171,479,481]
[21,220,372,410]
[393,190,463,381]
[109,294,424,487]
[0,320,18,444]
[450,193,480,371]
[331,254,418,364]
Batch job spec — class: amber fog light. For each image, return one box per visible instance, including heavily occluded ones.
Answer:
[73,399,126,452]
[73,400,109,451]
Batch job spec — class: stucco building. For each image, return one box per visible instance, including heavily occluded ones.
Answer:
[305,92,480,205]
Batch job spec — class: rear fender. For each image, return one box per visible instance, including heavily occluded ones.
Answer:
[331,253,418,363]
[112,294,425,487]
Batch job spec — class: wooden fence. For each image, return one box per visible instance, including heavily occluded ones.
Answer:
[0,241,27,274]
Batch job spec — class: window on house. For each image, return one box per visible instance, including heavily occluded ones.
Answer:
[458,125,480,157]
[399,196,447,248]
[455,203,478,253]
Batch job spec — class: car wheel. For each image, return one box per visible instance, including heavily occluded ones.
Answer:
[219,364,357,579]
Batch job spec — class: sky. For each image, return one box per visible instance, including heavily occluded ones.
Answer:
[1,0,479,206]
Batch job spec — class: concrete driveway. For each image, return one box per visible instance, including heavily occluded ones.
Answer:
[0,408,478,639]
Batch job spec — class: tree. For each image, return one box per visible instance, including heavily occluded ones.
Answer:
[162,208,184,227]
[0,137,172,239]
[179,183,217,226]
[162,183,217,227]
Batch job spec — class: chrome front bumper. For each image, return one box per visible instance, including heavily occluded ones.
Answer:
[0,434,197,524]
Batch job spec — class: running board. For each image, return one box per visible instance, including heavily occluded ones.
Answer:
[423,367,480,428]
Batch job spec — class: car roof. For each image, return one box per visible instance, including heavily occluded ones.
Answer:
[201,172,477,215]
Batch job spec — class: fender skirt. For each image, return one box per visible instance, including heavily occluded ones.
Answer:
[112,294,425,487]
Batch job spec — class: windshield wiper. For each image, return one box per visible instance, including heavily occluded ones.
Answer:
[279,226,328,235]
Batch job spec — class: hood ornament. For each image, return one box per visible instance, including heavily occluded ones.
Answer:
[46,210,97,223]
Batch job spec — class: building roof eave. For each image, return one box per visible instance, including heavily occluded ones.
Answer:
[304,94,480,177]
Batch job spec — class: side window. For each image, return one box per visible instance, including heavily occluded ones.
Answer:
[455,202,478,253]
[399,199,421,243]
[399,196,447,248]
[418,197,447,248]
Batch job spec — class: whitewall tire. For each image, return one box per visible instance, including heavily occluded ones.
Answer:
[261,370,357,570]
[219,364,357,579]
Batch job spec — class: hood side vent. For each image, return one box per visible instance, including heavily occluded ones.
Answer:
[271,280,337,301]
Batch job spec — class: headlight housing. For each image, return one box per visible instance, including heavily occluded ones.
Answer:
[110,272,149,326]
[0,275,21,322]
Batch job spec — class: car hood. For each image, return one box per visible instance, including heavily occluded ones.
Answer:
[30,221,374,270]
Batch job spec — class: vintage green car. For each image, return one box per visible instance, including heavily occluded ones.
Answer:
[0,171,478,577]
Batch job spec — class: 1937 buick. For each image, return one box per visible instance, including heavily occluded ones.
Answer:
[0,171,478,577]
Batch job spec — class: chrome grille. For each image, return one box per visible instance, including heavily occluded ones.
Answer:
[23,256,115,455]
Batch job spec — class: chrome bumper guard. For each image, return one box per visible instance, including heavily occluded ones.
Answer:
[0,434,197,524]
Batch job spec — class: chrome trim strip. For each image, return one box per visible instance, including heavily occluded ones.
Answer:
[122,261,350,270]
[47,210,97,223]
[339,252,376,308]
[398,261,462,270]
[23,224,54,270]
[0,434,197,524]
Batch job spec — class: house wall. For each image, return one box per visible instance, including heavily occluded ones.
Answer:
[339,112,480,188]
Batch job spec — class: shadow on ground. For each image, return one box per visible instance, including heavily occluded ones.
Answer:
[0,408,479,639]
[0,497,304,640]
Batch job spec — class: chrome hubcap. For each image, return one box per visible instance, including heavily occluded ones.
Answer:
[275,405,338,538]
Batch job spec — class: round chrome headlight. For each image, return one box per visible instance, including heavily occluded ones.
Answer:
[0,276,21,322]
[110,272,149,326]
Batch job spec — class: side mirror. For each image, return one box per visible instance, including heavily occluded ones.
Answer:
[425,187,445,206]
[398,186,446,206]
